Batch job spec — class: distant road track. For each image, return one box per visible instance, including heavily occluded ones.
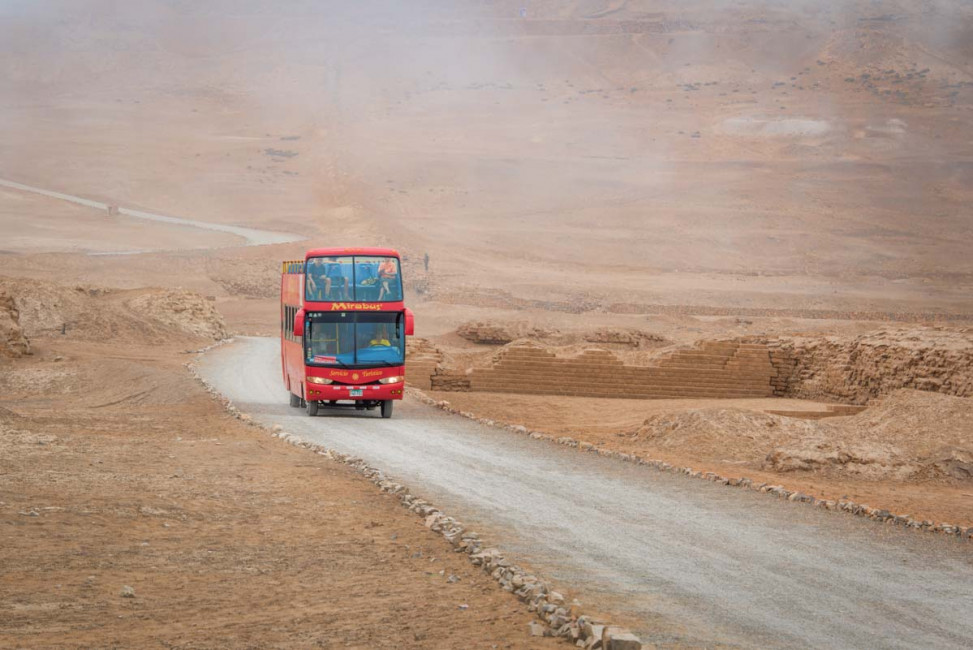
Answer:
[200,336,973,649]
[0,177,303,251]
[436,288,973,323]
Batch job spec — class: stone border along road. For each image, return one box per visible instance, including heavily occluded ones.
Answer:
[415,392,973,543]
[198,337,973,649]
[0,177,304,252]
[184,340,643,649]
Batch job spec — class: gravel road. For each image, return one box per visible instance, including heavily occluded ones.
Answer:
[200,337,973,649]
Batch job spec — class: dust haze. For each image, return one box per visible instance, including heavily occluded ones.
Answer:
[1,0,971,317]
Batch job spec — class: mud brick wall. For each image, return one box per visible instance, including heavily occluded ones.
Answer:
[756,330,973,404]
[430,372,472,391]
[405,339,443,391]
[465,341,775,399]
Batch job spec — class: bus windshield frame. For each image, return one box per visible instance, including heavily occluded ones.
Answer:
[304,311,405,369]
[304,255,402,303]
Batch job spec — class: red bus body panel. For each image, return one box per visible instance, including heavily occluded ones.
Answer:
[280,249,409,405]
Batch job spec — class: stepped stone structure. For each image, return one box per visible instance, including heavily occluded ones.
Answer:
[465,341,775,399]
[405,338,444,390]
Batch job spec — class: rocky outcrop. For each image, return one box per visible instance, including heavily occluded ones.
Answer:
[0,290,30,358]
[207,258,279,298]
[127,290,227,341]
[581,328,667,348]
[0,278,227,343]
[456,321,558,345]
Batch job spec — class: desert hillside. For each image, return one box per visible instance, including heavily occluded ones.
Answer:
[1,0,971,320]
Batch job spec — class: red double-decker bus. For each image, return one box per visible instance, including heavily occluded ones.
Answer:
[281,248,414,418]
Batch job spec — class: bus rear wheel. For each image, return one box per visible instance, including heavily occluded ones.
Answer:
[289,392,301,408]
[306,400,319,417]
[380,400,393,419]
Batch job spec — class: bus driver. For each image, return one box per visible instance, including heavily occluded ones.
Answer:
[369,326,391,347]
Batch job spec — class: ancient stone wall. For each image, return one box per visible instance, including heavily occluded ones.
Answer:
[405,338,443,390]
[464,341,775,399]
[753,329,973,404]
[418,328,973,403]
[430,372,472,392]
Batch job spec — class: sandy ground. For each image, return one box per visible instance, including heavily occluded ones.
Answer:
[425,390,973,528]
[0,340,561,649]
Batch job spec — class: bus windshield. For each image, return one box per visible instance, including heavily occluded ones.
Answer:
[305,311,405,368]
[304,255,402,302]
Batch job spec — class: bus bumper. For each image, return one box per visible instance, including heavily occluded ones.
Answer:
[304,382,405,402]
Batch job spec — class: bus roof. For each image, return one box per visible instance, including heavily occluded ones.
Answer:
[304,247,400,259]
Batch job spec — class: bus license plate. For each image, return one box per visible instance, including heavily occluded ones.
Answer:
[349,389,363,397]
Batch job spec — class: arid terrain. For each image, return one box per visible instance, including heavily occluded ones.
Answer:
[1,336,561,649]
[2,0,972,647]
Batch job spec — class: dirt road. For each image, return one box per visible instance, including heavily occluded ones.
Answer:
[201,337,973,649]
[0,177,303,251]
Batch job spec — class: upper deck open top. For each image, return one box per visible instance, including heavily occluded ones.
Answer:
[282,248,404,307]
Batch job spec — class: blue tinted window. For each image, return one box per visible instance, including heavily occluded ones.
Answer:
[305,312,404,367]
[305,255,401,302]
[305,256,352,301]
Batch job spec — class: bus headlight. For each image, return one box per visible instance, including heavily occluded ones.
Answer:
[378,376,403,384]
[307,376,333,384]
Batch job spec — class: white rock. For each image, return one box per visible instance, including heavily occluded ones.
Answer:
[528,621,548,637]
[602,627,641,650]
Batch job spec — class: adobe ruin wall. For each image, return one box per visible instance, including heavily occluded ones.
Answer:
[752,329,973,404]
[412,328,973,405]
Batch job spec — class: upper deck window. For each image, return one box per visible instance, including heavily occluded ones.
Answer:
[304,255,402,302]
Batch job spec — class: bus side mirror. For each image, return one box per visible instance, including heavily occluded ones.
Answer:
[404,308,414,336]
[293,308,305,337]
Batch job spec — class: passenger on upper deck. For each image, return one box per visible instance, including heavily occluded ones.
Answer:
[305,258,326,300]
[377,257,399,301]
[306,257,350,301]
[324,258,350,300]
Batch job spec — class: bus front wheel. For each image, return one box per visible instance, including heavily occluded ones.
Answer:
[306,400,319,417]
[380,400,393,419]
